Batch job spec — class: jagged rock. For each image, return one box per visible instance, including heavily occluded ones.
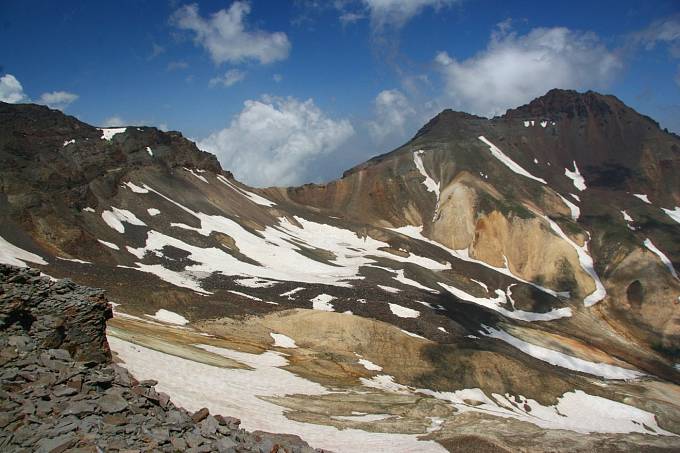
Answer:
[0,265,322,453]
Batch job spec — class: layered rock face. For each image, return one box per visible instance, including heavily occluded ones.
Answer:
[0,264,321,453]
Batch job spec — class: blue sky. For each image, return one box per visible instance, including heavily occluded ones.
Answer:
[1,0,679,186]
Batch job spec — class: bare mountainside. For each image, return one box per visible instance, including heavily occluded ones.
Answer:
[0,89,679,452]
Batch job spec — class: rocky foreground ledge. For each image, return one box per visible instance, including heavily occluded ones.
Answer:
[0,264,323,453]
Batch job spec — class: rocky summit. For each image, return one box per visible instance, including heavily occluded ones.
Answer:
[0,264,321,453]
[0,89,679,452]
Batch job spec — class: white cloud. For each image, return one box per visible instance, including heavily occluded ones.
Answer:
[0,74,28,103]
[103,116,126,127]
[362,0,458,29]
[339,11,365,25]
[38,91,78,110]
[209,69,246,87]
[198,96,354,187]
[368,89,416,142]
[171,2,291,65]
[633,16,680,56]
[435,25,622,117]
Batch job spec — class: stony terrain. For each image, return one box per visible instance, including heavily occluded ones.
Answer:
[0,264,322,453]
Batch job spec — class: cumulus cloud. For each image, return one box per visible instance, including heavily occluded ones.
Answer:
[0,74,28,103]
[362,0,459,29]
[632,16,680,56]
[171,2,291,65]
[198,96,354,187]
[209,69,246,87]
[435,25,622,117]
[102,116,126,127]
[368,89,416,142]
[38,91,78,110]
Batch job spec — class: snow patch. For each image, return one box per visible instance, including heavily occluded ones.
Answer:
[564,161,586,191]
[184,167,209,183]
[558,194,580,221]
[482,327,644,380]
[633,193,651,204]
[147,208,160,216]
[146,146,153,156]
[311,294,336,311]
[101,207,146,233]
[97,239,119,250]
[280,287,305,298]
[644,239,678,280]
[413,151,440,213]
[662,206,680,224]
[377,285,401,294]
[56,256,91,264]
[235,278,280,288]
[124,182,149,193]
[478,136,546,184]
[270,333,297,348]
[99,127,126,140]
[0,235,48,267]
[63,139,75,147]
[217,175,276,207]
[146,309,189,326]
[388,303,420,318]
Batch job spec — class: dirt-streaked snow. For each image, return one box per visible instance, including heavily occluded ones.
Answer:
[235,277,280,288]
[108,338,446,453]
[413,151,440,205]
[478,136,547,184]
[0,235,48,267]
[439,282,571,322]
[564,161,586,191]
[644,239,678,280]
[311,294,336,311]
[357,356,383,371]
[482,326,644,380]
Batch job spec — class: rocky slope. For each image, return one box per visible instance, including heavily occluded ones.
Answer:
[0,264,320,452]
[0,90,679,451]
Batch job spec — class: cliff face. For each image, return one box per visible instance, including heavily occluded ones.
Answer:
[0,264,318,452]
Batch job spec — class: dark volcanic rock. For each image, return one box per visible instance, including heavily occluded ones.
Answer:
[0,264,326,453]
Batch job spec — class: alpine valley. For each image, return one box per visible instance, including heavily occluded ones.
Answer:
[1,89,680,452]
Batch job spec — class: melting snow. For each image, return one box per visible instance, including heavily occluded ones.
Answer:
[99,127,126,140]
[470,278,488,291]
[389,225,567,300]
[564,161,586,191]
[184,167,209,183]
[393,269,438,293]
[124,182,149,193]
[478,136,547,184]
[357,357,383,371]
[439,282,571,322]
[110,338,446,453]
[540,121,548,128]
[63,139,75,147]
[270,333,297,348]
[413,151,440,212]
[0,235,48,267]
[121,184,449,293]
[570,193,580,202]
[146,309,189,326]
[56,257,91,264]
[83,207,95,213]
[146,146,153,156]
[229,290,264,301]
[438,327,448,333]
[217,175,276,207]
[97,239,119,250]
[644,239,678,280]
[147,208,160,216]
[621,210,633,222]
[311,294,336,311]
[482,327,644,380]
[400,330,427,340]
[662,206,680,224]
[633,193,651,204]
[378,285,401,294]
[558,194,580,221]
[523,121,531,127]
[360,374,411,394]
[280,287,305,299]
[542,216,606,306]
[235,278,280,288]
[388,303,420,318]
[332,413,392,422]
[101,207,146,233]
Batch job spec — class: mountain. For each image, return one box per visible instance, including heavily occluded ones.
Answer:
[0,90,679,452]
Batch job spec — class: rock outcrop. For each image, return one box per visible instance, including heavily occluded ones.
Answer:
[0,264,322,453]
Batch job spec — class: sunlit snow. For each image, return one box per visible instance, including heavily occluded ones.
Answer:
[270,333,297,348]
[311,294,336,311]
[633,193,651,204]
[644,239,678,280]
[478,136,547,184]
[0,235,48,267]
[99,127,126,140]
[388,303,420,318]
[146,308,189,326]
[662,206,680,224]
[217,175,276,207]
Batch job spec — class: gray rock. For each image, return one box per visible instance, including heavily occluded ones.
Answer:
[63,400,97,416]
[35,434,77,453]
[215,437,238,452]
[98,393,128,413]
